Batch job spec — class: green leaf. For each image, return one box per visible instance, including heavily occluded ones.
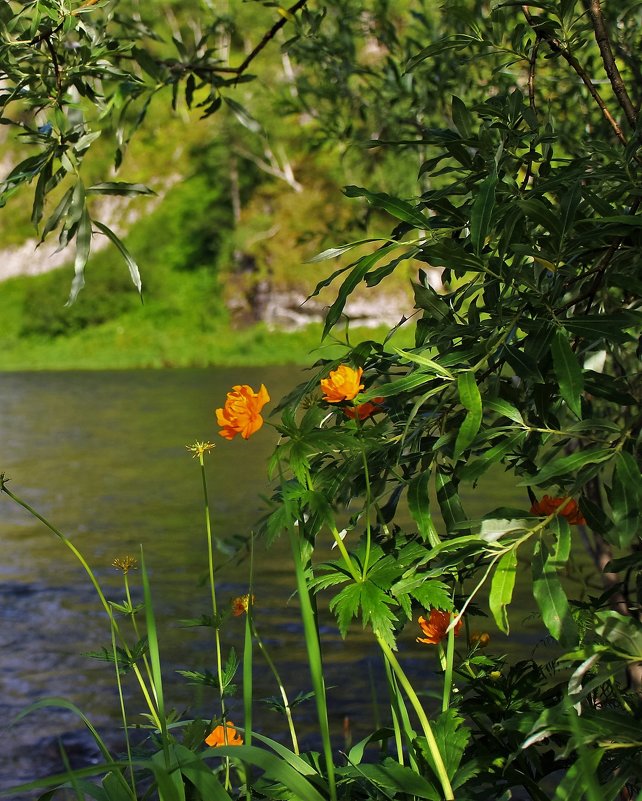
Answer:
[523,448,613,486]
[343,185,432,228]
[453,371,483,459]
[489,548,518,634]
[322,244,399,337]
[594,610,642,660]
[484,398,524,425]
[417,709,470,783]
[470,171,497,255]
[551,330,584,419]
[222,96,262,133]
[407,471,441,546]
[87,181,154,196]
[394,348,455,379]
[551,749,603,801]
[435,468,466,531]
[609,451,642,548]
[93,221,142,295]
[345,758,440,800]
[66,204,91,306]
[532,538,578,647]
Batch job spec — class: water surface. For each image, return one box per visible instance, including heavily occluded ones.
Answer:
[0,369,539,797]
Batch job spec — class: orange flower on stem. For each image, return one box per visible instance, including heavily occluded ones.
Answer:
[205,721,243,747]
[417,608,462,645]
[231,594,254,617]
[530,495,585,525]
[344,397,385,421]
[320,365,364,403]
[216,384,270,440]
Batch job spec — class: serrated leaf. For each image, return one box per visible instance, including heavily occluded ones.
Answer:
[551,330,584,419]
[489,548,518,634]
[417,709,470,782]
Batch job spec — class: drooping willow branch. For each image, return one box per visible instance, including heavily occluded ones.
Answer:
[521,4,627,146]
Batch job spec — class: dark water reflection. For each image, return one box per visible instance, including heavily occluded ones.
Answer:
[0,370,538,797]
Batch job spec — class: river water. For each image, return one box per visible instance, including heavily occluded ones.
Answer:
[0,369,541,798]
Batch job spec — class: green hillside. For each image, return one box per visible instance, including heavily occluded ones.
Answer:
[0,1,420,369]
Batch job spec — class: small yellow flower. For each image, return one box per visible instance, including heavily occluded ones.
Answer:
[112,555,138,574]
[186,441,216,458]
[231,594,254,616]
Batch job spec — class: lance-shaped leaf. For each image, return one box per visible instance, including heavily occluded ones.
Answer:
[470,170,497,255]
[408,470,441,546]
[435,467,466,532]
[453,371,482,460]
[532,538,578,647]
[609,451,642,548]
[344,185,432,229]
[489,547,518,634]
[551,330,583,419]
[522,447,613,486]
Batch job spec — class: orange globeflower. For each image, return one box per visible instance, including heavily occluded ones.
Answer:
[417,608,462,645]
[231,594,254,616]
[320,365,364,403]
[216,384,270,440]
[205,721,243,747]
[344,397,385,421]
[530,495,585,525]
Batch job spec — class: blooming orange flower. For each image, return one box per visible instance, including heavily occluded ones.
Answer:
[216,384,270,440]
[530,495,585,525]
[344,397,385,421]
[417,608,462,645]
[205,721,243,747]
[320,365,364,403]
[231,594,254,616]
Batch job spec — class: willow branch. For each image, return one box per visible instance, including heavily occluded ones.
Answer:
[586,0,637,128]
[232,0,309,83]
[521,5,627,146]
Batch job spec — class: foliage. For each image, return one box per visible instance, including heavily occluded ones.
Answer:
[1,1,642,801]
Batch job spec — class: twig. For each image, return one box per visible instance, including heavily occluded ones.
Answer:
[586,0,637,129]
[521,5,628,146]
[232,0,309,84]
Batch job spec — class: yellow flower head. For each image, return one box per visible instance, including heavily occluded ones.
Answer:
[231,594,254,616]
[205,721,243,747]
[112,555,138,574]
[216,384,270,440]
[320,365,364,403]
[186,441,216,458]
[417,608,462,645]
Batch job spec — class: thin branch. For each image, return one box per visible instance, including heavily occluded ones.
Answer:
[586,0,637,129]
[521,5,628,146]
[233,0,309,84]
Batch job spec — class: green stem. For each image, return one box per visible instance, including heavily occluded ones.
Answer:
[376,635,454,800]
[198,455,226,720]
[330,524,362,582]
[110,617,136,798]
[442,616,456,713]
[251,620,300,754]
[2,485,164,732]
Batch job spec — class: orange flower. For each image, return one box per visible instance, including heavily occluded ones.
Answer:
[530,495,585,525]
[205,721,243,747]
[231,594,254,616]
[470,631,490,648]
[320,365,364,403]
[417,608,462,645]
[216,384,270,440]
[344,397,385,421]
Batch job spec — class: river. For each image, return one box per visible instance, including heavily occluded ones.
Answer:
[0,369,541,798]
